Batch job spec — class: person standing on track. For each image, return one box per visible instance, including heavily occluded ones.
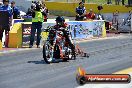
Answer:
[29,3,43,48]
[0,0,12,47]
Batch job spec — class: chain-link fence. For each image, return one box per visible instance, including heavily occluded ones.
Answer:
[45,0,129,5]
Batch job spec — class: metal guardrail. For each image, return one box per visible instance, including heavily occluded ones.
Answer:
[109,12,131,32]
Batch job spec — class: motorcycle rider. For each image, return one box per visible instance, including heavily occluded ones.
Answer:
[49,16,76,59]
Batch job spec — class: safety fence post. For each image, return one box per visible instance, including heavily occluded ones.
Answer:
[131,14,132,32]
[0,40,2,50]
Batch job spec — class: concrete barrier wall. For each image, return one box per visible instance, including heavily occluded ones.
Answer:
[42,21,106,39]
[8,23,22,48]
[45,2,132,16]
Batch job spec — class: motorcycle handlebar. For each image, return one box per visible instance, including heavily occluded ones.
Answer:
[44,26,69,33]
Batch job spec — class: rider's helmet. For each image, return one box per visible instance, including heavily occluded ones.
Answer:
[55,16,65,26]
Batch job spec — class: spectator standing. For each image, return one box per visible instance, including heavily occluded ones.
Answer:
[11,1,20,19]
[96,5,104,20]
[112,10,119,24]
[29,3,43,48]
[122,0,124,5]
[115,0,120,5]
[128,0,132,6]
[0,0,12,47]
[107,0,112,4]
[75,2,86,21]
[112,10,119,30]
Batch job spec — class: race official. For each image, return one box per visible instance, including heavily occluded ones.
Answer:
[75,2,86,21]
[29,3,43,48]
[0,0,12,17]
[0,0,12,47]
[11,1,20,19]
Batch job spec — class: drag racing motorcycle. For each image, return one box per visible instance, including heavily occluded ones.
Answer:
[43,27,75,64]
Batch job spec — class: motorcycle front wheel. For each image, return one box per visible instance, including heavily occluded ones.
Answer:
[43,41,53,64]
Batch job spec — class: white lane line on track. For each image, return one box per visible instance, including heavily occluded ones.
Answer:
[0,48,38,55]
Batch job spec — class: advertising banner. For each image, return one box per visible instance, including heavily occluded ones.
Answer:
[68,21,104,39]
[42,21,105,39]
[22,23,32,46]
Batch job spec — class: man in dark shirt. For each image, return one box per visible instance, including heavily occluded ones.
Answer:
[11,1,20,19]
[75,2,86,21]
[128,0,132,6]
[0,0,12,47]
[122,0,124,5]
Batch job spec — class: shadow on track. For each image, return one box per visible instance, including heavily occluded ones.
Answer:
[27,60,47,64]
[27,60,70,64]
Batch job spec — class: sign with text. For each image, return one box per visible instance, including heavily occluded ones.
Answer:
[42,21,105,39]
[22,23,33,46]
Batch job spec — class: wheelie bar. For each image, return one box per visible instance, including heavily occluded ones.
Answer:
[75,44,89,58]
